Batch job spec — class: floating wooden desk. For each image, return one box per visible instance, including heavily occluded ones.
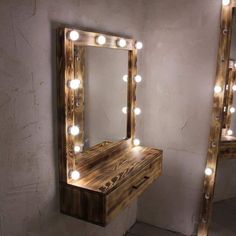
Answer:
[60,139,162,226]
[219,136,236,160]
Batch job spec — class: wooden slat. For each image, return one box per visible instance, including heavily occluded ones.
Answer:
[219,140,236,160]
[197,2,236,236]
[127,50,137,139]
[69,140,162,193]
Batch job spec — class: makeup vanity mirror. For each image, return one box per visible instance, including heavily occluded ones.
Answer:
[198,2,236,236]
[57,28,163,226]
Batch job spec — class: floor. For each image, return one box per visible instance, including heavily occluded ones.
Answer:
[127,198,236,236]
[209,197,236,236]
[126,222,183,236]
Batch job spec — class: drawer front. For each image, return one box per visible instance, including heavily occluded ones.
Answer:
[106,157,162,223]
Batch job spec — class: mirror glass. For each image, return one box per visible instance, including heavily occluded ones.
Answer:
[209,9,236,235]
[77,46,128,150]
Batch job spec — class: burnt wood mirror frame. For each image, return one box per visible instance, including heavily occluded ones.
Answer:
[198,1,236,235]
[57,27,163,226]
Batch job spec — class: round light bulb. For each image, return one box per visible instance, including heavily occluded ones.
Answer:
[133,138,140,146]
[117,38,127,48]
[135,41,143,50]
[69,30,80,41]
[134,107,141,115]
[205,168,213,176]
[71,170,80,180]
[222,0,230,6]
[230,107,235,113]
[122,107,127,114]
[96,35,106,45]
[68,79,80,89]
[233,85,236,91]
[123,75,128,82]
[134,75,142,83]
[227,129,233,136]
[74,145,81,153]
[214,85,222,93]
[234,63,236,68]
[68,125,80,136]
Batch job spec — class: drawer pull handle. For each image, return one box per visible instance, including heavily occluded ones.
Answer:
[132,176,150,189]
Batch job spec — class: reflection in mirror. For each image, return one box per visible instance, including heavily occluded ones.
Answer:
[76,46,128,150]
[209,8,236,235]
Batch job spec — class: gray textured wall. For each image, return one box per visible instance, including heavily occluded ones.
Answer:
[0,0,145,235]
[0,0,223,236]
[137,0,221,235]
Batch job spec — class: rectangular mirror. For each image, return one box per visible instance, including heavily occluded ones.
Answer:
[81,46,128,149]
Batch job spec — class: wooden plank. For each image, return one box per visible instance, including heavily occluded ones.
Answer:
[219,140,236,160]
[197,3,235,236]
[69,140,162,193]
[106,157,162,223]
[127,50,137,139]
[66,28,134,50]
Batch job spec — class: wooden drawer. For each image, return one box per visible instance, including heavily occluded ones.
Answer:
[106,158,162,223]
[60,140,163,226]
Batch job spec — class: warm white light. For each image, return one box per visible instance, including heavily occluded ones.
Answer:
[227,129,233,136]
[134,107,141,115]
[122,107,127,114]
[230,107,235,113]
[135,41,143,50]
[233,85,236,91]
[68,79,80,89]
[71,170,80,180]
[96,35,106,45]
[74,145,81,153]
[205,168,213,176]
[123,75,128,82]
[69,30,80,41]
[222,0,230,6]
[214,85,222,93]
[133,138,140,146]
[68,125,80,136]
[117,38,127,48]
[134,75,142,83]
[234,63,236,68]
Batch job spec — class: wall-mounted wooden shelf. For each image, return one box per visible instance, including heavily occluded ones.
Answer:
[57,27,163,226]
[219,138,236,160]
[60,139,162,226]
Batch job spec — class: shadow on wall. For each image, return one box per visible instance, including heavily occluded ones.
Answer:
[23,21,137,236]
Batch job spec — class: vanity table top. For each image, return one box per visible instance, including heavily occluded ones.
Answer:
[68,139,162,194]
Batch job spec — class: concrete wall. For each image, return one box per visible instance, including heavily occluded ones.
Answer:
[0,0,145,235]
[0,0,223,236]
[137,0,221,235]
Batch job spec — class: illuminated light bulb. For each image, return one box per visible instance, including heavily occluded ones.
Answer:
[68,125,80,136]
[74,145,81,153]
[68,79,80,89]
[205,168,213,176]
[133,138,140,146]
[214,85,222,93]
[233,85,236,91]
[135,41,143,50]
[122,107,127,114]
[134,75,142,83]
[234,63,236,68]
[222,0,230,6]
[117,38,127,48]
[227,129,233,136]
[71,170,80,180]
[123,75,128,82]
[134,107,141,115]
[69,30,80,41]
[96,35,106,45]
[230,107,235,113]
